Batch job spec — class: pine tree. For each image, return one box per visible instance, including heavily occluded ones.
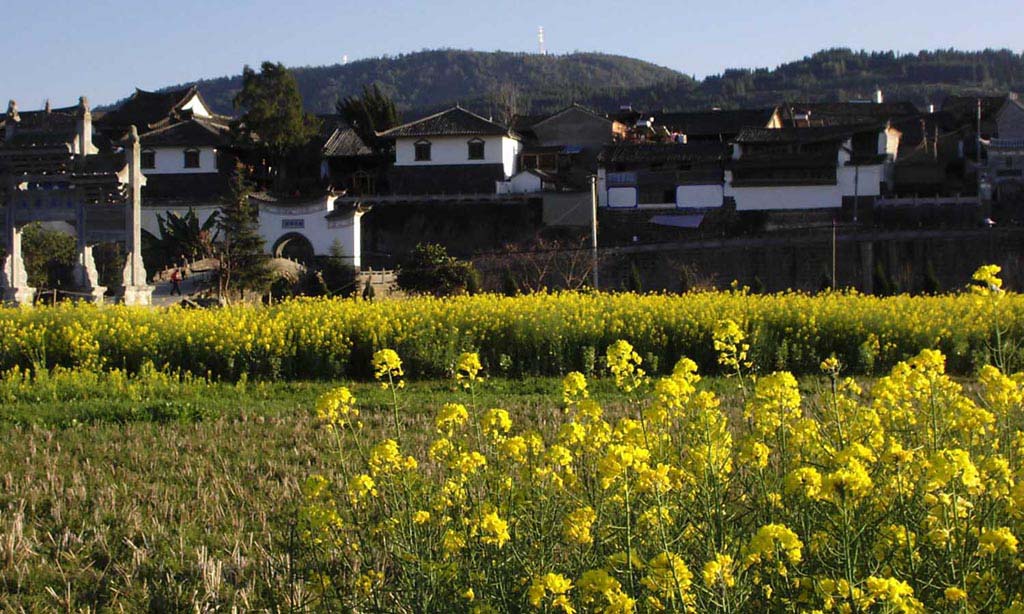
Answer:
[233,62,321,191]
[216,167,273,302]
[337,84,399,156]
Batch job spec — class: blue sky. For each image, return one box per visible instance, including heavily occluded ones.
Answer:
[4,0,1022,108]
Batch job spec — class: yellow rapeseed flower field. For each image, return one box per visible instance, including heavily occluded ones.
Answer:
[300,333,1024,613]
[0,286,1020,379]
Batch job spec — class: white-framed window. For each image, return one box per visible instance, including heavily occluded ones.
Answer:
[414,139,432,161]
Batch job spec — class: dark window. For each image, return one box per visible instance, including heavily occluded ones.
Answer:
[522,154,538,170]
[468,138,485,160]
[183,149,200,169]
[414,140,431,161]
[141,150,155,169]
[639,187,676,205]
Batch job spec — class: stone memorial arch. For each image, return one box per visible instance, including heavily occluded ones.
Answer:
[0,97,153,306]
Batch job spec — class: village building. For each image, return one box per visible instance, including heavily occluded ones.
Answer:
[598,142,729,211]
[725,124,900,211]
[320,121,381,196]
[595,107,784,212]
[986,96,1024,201]
[890,113,968,197]
[96,86,220,139]
[96,86,366,267]
[254,192,365,267]
[378,106,522,195]
[96,87,234,242]
[500,104,627,194]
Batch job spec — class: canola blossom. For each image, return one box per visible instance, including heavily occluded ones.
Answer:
[1,287,1023,380]
[300,335,1024,613]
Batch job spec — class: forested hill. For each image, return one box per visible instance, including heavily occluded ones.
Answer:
[175,50,685,116]
[590,48,1024,113]
[162,48,1024,118]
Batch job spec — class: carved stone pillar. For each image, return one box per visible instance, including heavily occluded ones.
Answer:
[119,126,153,306]
[2,223,36,306]
[73,244,106,303]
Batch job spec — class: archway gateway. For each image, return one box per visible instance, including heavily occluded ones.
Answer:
[273,232,316,264]
[1,98,152,306]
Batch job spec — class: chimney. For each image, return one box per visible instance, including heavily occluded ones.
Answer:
[5,100,18,141]
[77,96,92,156]
[874,87,883,104]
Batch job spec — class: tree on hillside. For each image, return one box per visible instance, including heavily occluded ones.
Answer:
[337,83,399,155]
[488,81,521,127]
[215,167,273,301]
[233,61,321,191]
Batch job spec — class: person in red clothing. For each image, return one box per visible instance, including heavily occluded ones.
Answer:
[170,268,182,296]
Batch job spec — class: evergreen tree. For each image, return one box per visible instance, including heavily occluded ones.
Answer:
[336,84,399,156]
[216,167,273,301]
[396,243,478,296]
[233,61,321,190]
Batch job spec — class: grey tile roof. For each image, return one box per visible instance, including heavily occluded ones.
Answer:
[734,125,876,144]
[379,106,513,138]
[139,117,229,147]
[782,101,918,126]
[98,86,208,133]
[654,108,777,136]
[322,127,372,157]
[2,102,81,148]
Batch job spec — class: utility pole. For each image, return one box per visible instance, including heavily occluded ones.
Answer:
[853,163,859,224]
[590,175,599,290]
[977,97,982,167]
[977,97,987,216]
[832,217,837,290]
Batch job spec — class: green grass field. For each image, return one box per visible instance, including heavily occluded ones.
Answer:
[1,374,662,611]
[0,368,1003,612]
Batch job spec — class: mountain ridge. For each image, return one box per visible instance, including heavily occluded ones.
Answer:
[148,47,1024,120]
[174,49,684,117]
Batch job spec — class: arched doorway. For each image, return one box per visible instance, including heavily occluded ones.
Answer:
[273,232,315,264]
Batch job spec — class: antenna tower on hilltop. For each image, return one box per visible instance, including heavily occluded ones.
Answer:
[538,26,546,55]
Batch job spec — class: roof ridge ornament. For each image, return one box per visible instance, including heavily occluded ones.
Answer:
[7,100,18,121]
